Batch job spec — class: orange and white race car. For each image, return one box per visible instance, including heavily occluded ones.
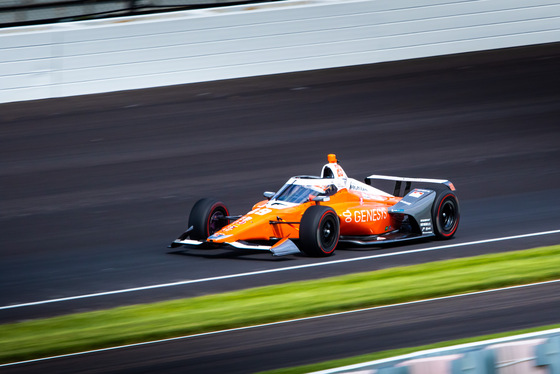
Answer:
[170,154,459,256]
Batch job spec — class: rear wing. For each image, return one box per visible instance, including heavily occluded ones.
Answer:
[365,174,456,197]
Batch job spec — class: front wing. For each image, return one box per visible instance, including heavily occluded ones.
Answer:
[170,234,301,256]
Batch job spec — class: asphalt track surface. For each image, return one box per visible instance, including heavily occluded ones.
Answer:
[1,43,559,372]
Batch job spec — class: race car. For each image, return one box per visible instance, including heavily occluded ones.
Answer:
[170,154,459,256]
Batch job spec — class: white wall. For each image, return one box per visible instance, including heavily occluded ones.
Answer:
[0,0,245,25]
[1,0,559,103]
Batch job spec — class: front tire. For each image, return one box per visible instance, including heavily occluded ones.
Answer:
[432,191,459,239]
[299,206,340,256]
[188,198,230,240]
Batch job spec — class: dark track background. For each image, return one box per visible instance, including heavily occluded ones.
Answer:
[1,43,559,372]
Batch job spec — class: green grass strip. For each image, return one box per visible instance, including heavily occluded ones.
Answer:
[257,323,560,374]
[1,245,559,364]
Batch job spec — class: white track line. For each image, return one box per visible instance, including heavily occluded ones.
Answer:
[2,279,559,368]
[1,229,559,310]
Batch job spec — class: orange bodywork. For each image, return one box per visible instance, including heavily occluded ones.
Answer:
[171,153,459,255]
[207,178,402,245]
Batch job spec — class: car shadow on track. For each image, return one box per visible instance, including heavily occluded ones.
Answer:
[338,236,434,252]
[167,248,298,262]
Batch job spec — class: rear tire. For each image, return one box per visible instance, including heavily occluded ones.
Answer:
[188,198,230,240]
[432,191,459,239]
[299,206,340,256]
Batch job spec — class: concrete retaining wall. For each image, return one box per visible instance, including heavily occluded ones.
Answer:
[1,0,559,103]
[312,329,560,374]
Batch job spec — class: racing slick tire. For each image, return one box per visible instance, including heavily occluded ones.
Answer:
[432,190,460,239]
[188,198,230,240]
[299,206,340,257]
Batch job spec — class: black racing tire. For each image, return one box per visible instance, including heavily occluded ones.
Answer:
[432,190,460,239]
[188,198,230,240]
[299,206,340,256]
